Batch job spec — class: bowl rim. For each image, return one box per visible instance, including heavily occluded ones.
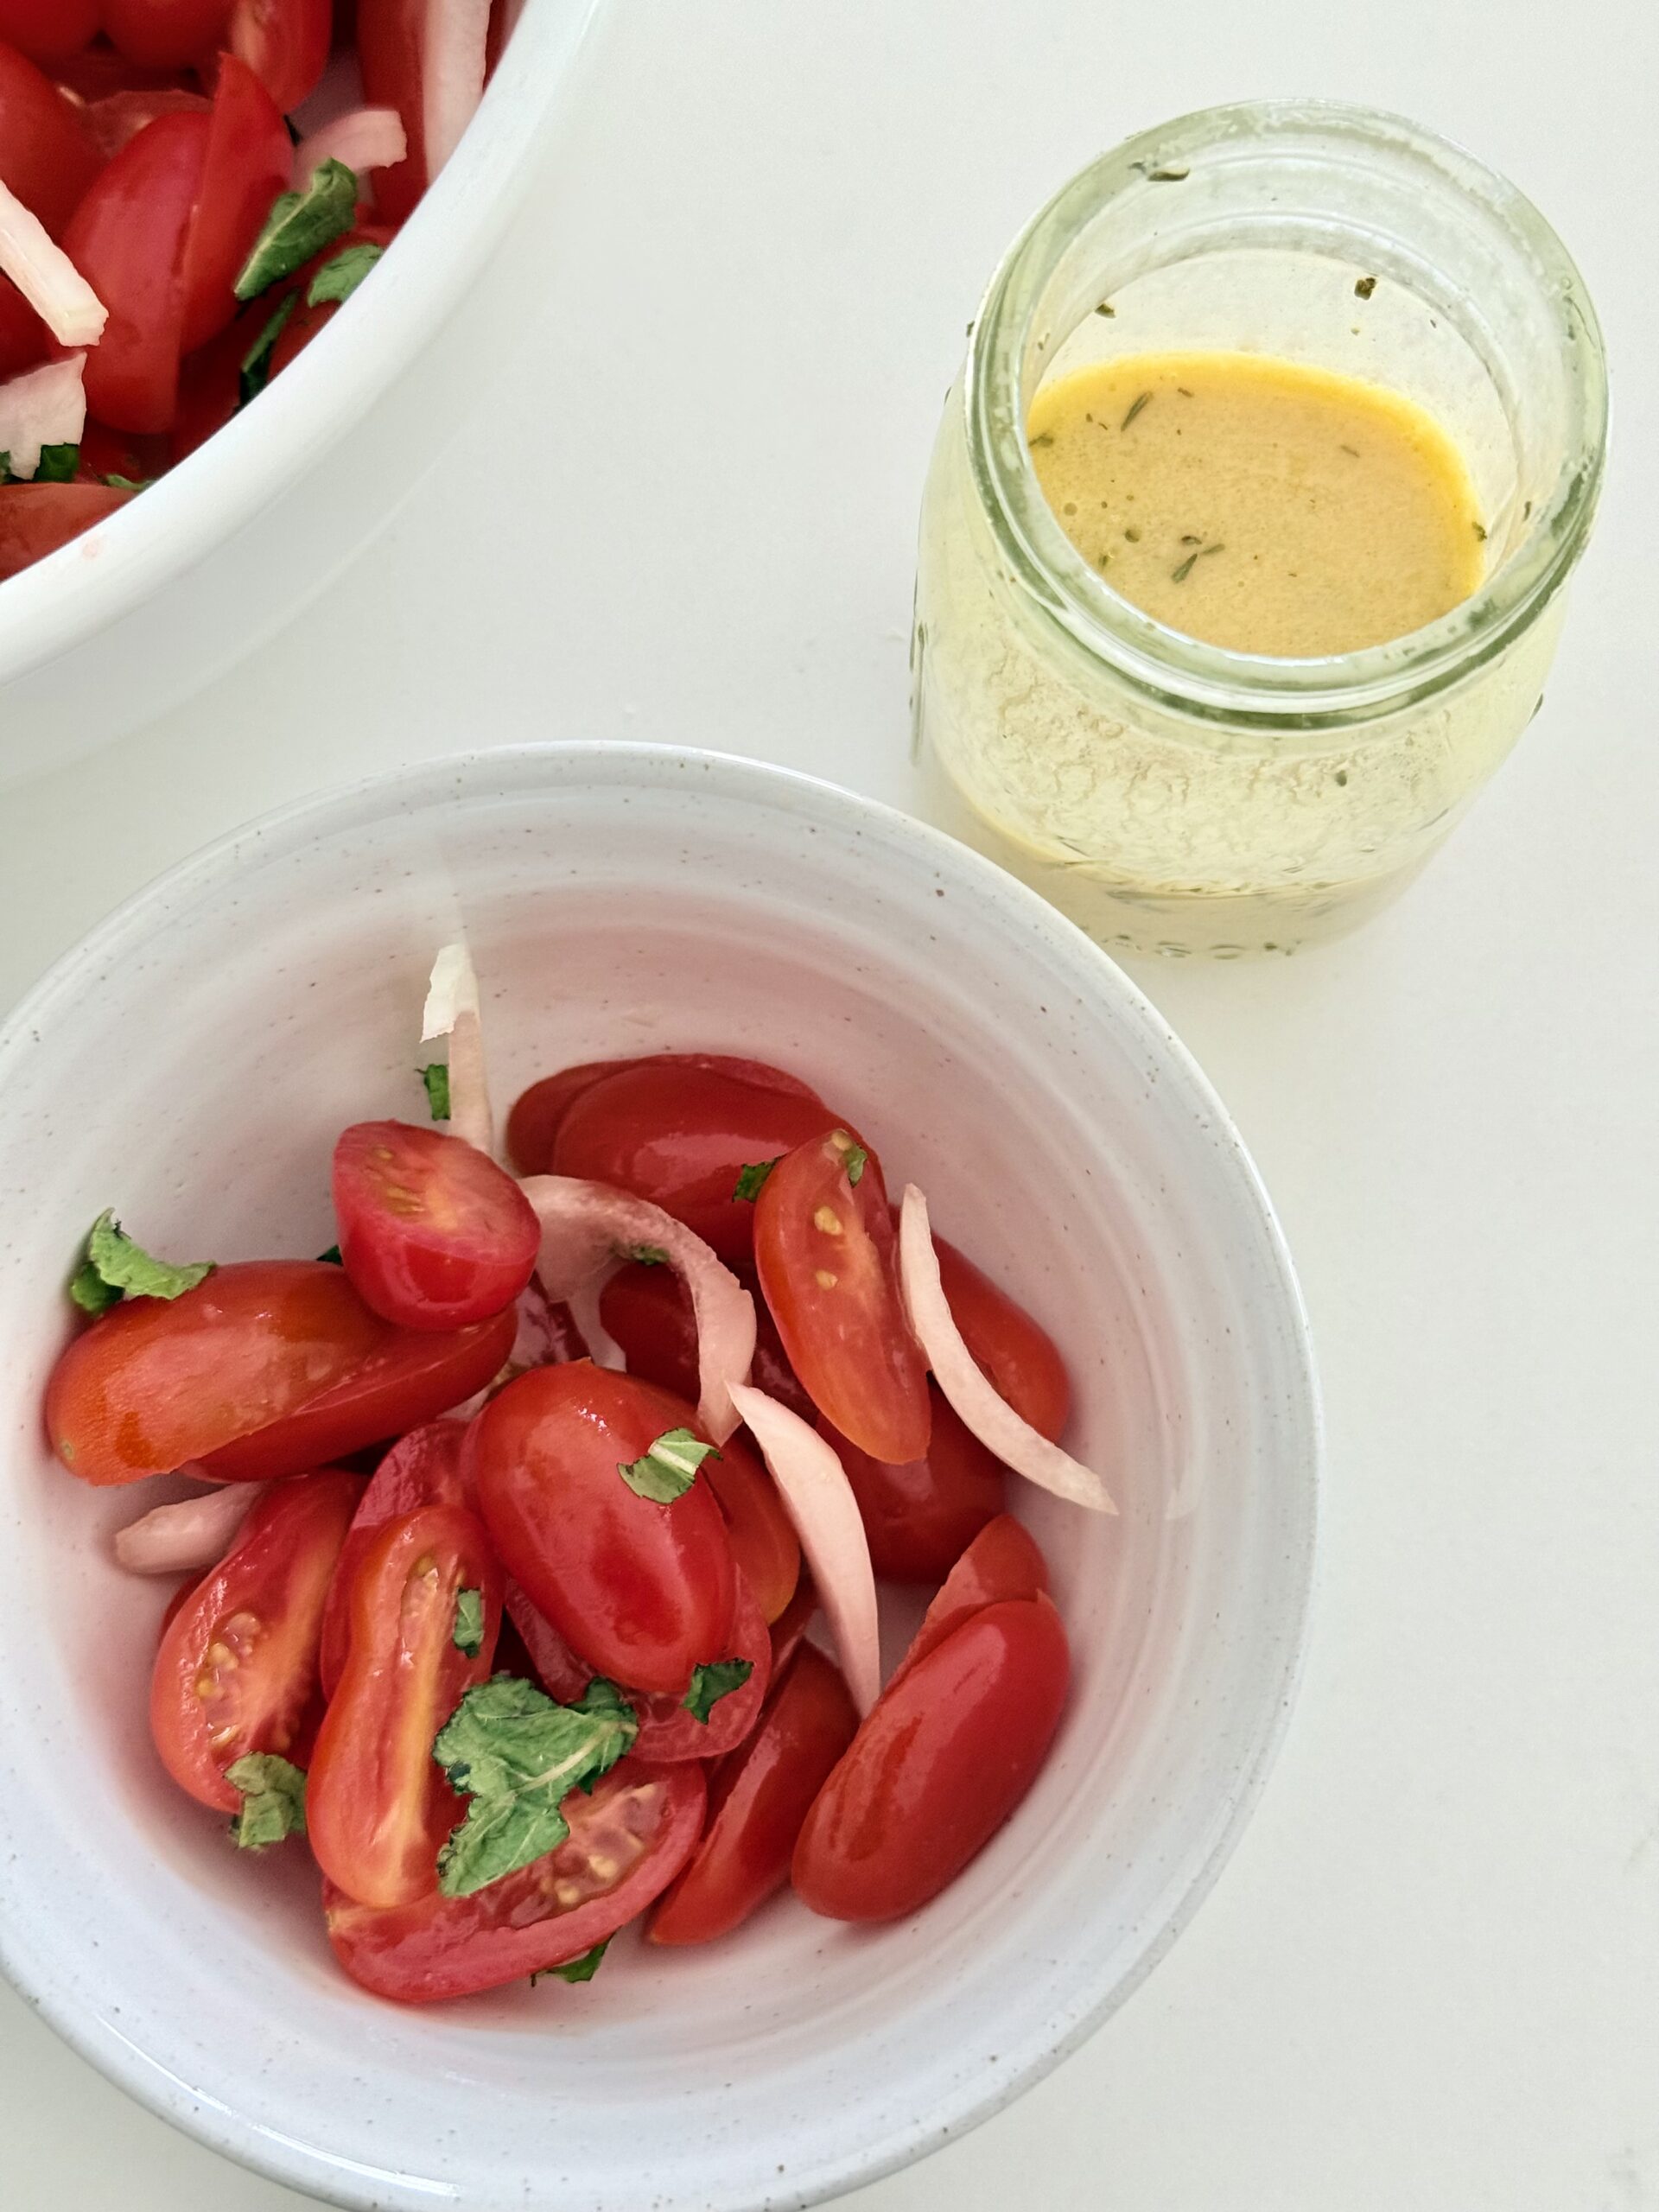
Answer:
[0,741,1321,2210]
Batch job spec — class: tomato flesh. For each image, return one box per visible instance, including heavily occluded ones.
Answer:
[469,1363,736,1696]
[887,1513,1050,1691]
[318,1417,469,1696]
[793,1594,1069,1922]
[176,50,289,353]
[308,1502,502,1908]
[651,1643,858,1946]
[600,1255,814,1427]
[149,1470,359,1810]
[0,482,130,579]
[823,1381,1007,1583]
[506,1052,823,1176]
[936,1237,1071,1442]
[754,1131,931,1464]
[228,0,332,112]
[354,0,423,219]
[699,1427,799,1625]
[100,0,232,69]
[333,1119,541,1332]
[0,38,103,238]
[0,1,98,63]
[326,1758,706,2000]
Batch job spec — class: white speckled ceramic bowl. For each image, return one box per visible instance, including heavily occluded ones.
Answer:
[0,745,1318,2210]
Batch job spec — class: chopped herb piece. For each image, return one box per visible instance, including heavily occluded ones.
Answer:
[317,1244,343,1265]
[1179,532,1202,545]
[0,454,12,482]
[418,1062,451,1121]
[1028,430,1054,448]
[1339,443,1360,458]
[70,1210,213,1315]
[103,472,153,491]
[828,1129,868,1185]
[1472,520,1488,541]
[532,1939,611,1986]
[235,160,358,301]
[1094,302,1116,317]
[732,1158,779,1203]
[1123,525,1141,543]
[618,1427,719,1503]
[35,442,78,483]
[683,1658,753,1725]
[226,1754,307,1849]
[238,292,296,406]
[628,1242,669,1266]
[1121,391,1153,430]
[1354,275,1377,301]
[434,1675,638,1897]
[1171,552,1199,583]
[306,240,384,309]
[454,1587,485,1656]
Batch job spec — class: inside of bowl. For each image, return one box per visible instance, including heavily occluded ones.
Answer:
[0,748,1314,2212]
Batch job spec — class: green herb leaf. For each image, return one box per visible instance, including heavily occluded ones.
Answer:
[306,240,384,309]
[102,473,153,492]
[1354,274,1377,301]
[454,1587,485,1657]
[829,1130,868,1186]
[418,1062,451,1121]
[618,1427,719,1503]
[627,1243,669,1266]
[532,1939,611,1986]
[238,292,296,406]
[226,1754,308,1849]
[70,1210,213,1315]
[0,454,12,484]
[35,442,78,483]
[1121,391,1153,430]
[683,1658,753,1725]
[235,161,358,302]
[435,1675,639,1897]
[317,1244,343,1265]
[732,1158,779,1203]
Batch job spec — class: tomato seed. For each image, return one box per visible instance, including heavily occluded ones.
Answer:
[815,1268,838,1290]
[813,1205,842,1235]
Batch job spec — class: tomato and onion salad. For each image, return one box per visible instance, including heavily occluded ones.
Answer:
[45,987,1104,2005]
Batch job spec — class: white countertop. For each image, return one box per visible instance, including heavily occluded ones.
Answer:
[4,2,1656,2205]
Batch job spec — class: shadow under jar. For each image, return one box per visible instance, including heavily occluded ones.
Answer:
[912,99,1608,957]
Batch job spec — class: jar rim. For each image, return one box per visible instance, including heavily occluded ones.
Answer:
[967,99,1609,727]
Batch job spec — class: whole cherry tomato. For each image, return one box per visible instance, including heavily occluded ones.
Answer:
[176,50,289,353]
[792,1595,1069,1922]
[600,1255,815,1426]
[149,1470,359,1810]
[333,1120,541,1332]
[822,1382,1006,1583]
[0,0,98,63]
[469,1363,736,1695]
[886,1513,1049,1691]
[754,1130,931,1465]
[227,0,331,112]
[318,1418,469,1696]
[936,1237,1071,1441]
[326,1758,706,2000]
[506,1052,823,1177]
[0,37,102,238]
[100,0,231,69]
[0,482,131,578]
[308,1502,502,1908]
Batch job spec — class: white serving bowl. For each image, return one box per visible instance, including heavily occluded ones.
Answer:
[0,0,604,788]
[0,745,1318,2210]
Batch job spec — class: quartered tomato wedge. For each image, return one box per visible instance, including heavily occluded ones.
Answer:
[176,50,289,353]
[0,37,103,238]
[651,1643,858,1947]
[308,1503,502,1908]
[935,1237,1071,1442]
[600,1255,814,1427]
[792,1593,1069,1922]
[0,482,131,579]
[470,1364,736,1695]
[506,1052,823,1175]
[823,1382,1007,1583]
[228,0,332,113]
[754,1130,931,1465]
[149,1470,359,1810]
[326,1758,706,2001]
[100,0,231,68]
[318,1418,469,1696]
[887,1513,1050,1691]
[333,1119,541,1332]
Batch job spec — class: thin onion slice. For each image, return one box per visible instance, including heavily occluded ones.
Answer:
[114,1481,267,1575]
[898,1184,1116,1515]
[519,1176,754,1442]
[420,941,493,1157]
[728,1382,879,1716]
[423,0,490,178]
[0,180,105,348]
[567,1264,626,1370]
[293,106,407,189]
[0,356,86,478]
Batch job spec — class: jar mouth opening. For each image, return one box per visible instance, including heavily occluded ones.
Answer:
[968,99,1609,726]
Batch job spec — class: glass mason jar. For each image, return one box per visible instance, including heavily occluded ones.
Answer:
[912,100,1608,957]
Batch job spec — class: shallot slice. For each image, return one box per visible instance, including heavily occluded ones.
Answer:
[423,0,490,179]
[0,356,86,479]
[421,940,493,1157]
[519,1176,755,1442]
[898,1185,1116,1514]
[114,1481,267,1575]
[293,106,407,190]
[728,1382,879,1716]
[0,180,105,348]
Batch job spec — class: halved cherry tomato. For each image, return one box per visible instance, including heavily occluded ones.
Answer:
[149,1470,359,1810]
[326,1758,706,2001]
[64,107,209,432]
[158,1569,203,1637]
[333,1120,540,1332]
[0,38,102,238]
[822,1382,1006,1584]
[100,0,231,69]
[887,1513,1049,1691]
[73,414,168,480]
[600,1256,815,1426]
[792,1594,1069,1922]
[553,1063,841,1263]
[0,275,48,377]
[0,1,98,63]
[227,0,330,112]
[0,481,130,576]
[651,1643,857,1946]
[754,1131,931,1465]
[318,1418,469,1696]
[700,1428,799,1624]
[176,50,289,353]
[308,1502,502,1908]
[84,83,209,158]
[470,1363,736,1695]
[506,1052,823,1177]
[354,0,424,221]
[936,1237,1071,1442]
[197,1295,514,1483]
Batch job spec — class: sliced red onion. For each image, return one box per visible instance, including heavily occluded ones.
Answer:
[114,1481,267,1575]
[728,1382,879,1716]
[423,0,490,178]
[0,356,86,479]
[567,1263,626,1370]
[293,106,408,190]
[898,1185,1116,1514]
[0,181,105,348]
[421,941,493,1156]
[518,1176,754,1442]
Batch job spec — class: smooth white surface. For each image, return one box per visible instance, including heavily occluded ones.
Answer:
[0,0,1653,2207]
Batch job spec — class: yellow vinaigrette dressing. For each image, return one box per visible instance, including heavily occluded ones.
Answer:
[1027,352,1486,657]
